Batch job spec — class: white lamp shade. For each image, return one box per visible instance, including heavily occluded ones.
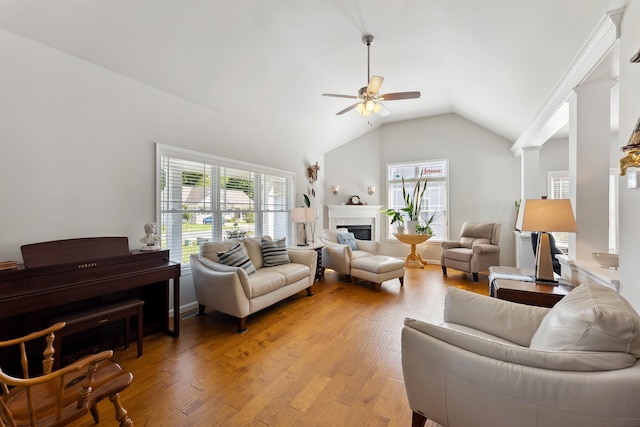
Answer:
[291,207,307,223]
[291,207,315,223]
[515,199,578,233]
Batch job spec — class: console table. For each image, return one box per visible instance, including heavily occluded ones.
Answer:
[493,278,572,308]
[393,233,431,268]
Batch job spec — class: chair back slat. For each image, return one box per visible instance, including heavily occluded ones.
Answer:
[0,323,133,427]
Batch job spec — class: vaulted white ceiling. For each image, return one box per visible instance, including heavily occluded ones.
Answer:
[0,0,616,153]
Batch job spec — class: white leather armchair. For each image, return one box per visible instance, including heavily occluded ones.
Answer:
[402,283,640,427]
[319,228,379,276]
[441,221,501,282]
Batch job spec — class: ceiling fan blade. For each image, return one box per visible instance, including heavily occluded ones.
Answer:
[322,93,359,99]
[367,76,384,95]
[336,103,359,115]
[379,91,421,101]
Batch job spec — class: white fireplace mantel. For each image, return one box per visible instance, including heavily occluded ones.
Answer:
[327,205,383,242]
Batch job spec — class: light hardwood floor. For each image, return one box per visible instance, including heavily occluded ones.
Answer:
[69,264,489,427]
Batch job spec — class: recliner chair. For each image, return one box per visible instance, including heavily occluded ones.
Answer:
[319,228,379,276]
[441,221,501,282]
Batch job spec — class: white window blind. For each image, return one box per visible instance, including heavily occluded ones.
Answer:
[386,160,449,240]
[157,145,294,269]
[547,171,570,248]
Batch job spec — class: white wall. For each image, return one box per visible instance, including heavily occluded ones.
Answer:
[325,113,520,266]
[618,0,640,308]
[539,137,569,196]
[0,29,325,313]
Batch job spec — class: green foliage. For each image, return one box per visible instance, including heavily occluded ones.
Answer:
[303,194,311,208]
[226,225,249,239]
[382,208,404,225]
[416,212,438,235]
[401,172,428,221]
[225,177,254,200]
[244,211,255,223]
[182,171,209,187]
[182,204,192,222]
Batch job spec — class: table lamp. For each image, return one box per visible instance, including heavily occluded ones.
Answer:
[515,199,578,282]
[291,207,315,246]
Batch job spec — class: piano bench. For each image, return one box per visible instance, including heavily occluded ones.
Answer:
[51,298,144,369]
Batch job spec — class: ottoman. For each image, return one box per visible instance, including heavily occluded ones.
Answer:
[350,255,405,291]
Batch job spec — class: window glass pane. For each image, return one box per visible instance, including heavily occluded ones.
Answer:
[387,160,449,240]
[158,147,294,270]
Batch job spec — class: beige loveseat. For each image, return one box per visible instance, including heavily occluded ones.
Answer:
[190,236,316,333]
[319,228,380,276]
[402,283,640,427]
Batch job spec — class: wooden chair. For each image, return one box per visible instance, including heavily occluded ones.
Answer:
[0,322,133,427]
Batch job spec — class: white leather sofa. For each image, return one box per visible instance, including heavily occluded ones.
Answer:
[190,236,316,333]
[319,228,379,276]
[402,283,640,427]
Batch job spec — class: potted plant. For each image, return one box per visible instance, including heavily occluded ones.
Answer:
[401,172,428,233]
[382,208,405,233]
[416,212,438,235]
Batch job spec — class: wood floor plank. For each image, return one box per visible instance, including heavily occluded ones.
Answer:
[65,264,488,427]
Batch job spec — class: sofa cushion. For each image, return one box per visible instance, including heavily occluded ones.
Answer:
[530,282,640,358]
[443,248,473,262]
[337,232,358,250]
[200,240,238,262]
[247,269,286,298]
[268,262,310,285]
[262,237,290,267]
[242,237,264,269]
[216,243,256,275]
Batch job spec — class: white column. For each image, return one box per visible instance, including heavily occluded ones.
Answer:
[568,82,614,261]
[520,146,541,200]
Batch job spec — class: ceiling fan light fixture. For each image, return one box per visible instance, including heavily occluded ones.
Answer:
[322,34,420,117]
[365,99,376,111]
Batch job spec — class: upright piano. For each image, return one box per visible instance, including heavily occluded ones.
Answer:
[0,237,180,363]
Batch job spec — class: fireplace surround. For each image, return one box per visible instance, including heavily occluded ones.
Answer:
[327,205,383,242]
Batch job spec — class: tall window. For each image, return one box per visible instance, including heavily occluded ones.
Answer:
[547,169,618,252]
[157,145,294,269]
[386,160,449,240]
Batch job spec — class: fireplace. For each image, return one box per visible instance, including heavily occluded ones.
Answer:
[342,225,372,241]
[327,205,383,242]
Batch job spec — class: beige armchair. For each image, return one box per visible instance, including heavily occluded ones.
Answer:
[441,221,501,282]
[402,283,640,427]
[319,228,379,276]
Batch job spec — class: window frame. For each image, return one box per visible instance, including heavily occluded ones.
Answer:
[385,159,449,241]
[156,144,295,272]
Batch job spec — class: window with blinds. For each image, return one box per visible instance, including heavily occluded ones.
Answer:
[157,145,295,269]
[386,160,449,240]
[547,169,618,253]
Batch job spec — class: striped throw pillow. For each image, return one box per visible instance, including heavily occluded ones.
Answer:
[217,243,256,274]
[262,237,290,267]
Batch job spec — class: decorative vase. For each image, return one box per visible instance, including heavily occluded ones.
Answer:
[396,224,405,234]
[406,220,419,234]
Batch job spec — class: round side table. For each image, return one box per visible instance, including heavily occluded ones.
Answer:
[393,233,431,268]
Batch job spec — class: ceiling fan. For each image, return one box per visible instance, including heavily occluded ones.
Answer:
[323,35,421,117]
